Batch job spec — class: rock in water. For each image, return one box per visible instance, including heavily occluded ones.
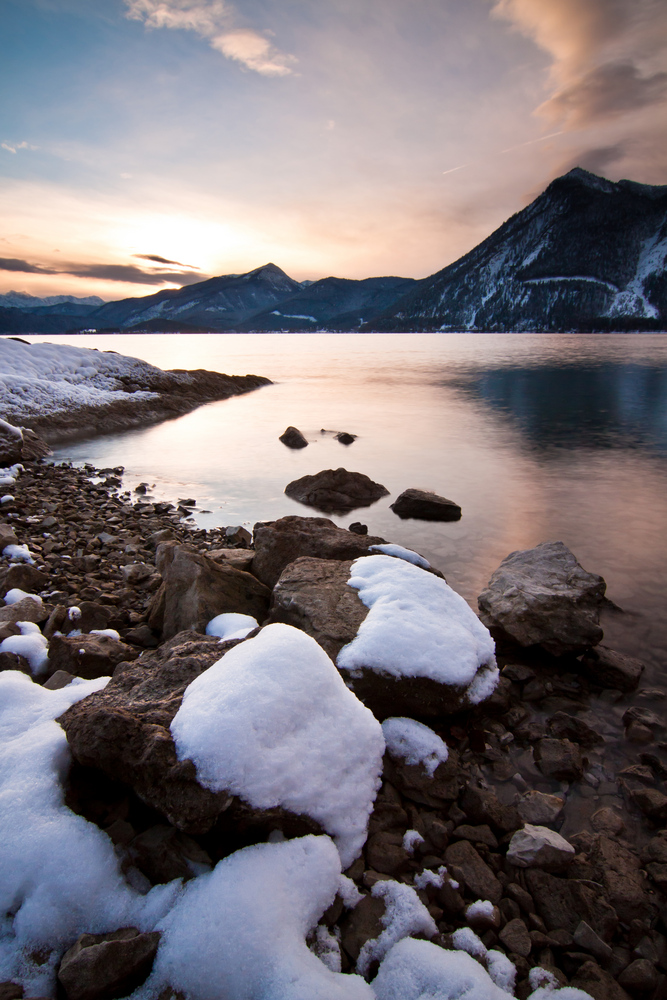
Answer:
[390,489,461,521]
[284,468,389,513]
[279,426,308,448]
[477,540,606,655]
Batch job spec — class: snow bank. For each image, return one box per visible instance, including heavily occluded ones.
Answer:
[142,836,373,1000]
[205,612,258,641]
[368,544,430,569]
[371,939,511,1000]
[2,543,34,564]
[0,621,49,675]
[357,880,437,977]
[0,671,178,995]
[171,623,384,867]
[3,588,40,605]
[382,717,449,776]
[337,555,498,700]
[0,339,161,425]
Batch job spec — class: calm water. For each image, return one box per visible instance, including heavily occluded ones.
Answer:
[29,332,667,685]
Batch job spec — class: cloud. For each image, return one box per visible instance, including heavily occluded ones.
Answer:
[133,252,200,268]
[124,0,295,76]
[2,141,38,154]
[0,257,206,286]
[491,0,667,127]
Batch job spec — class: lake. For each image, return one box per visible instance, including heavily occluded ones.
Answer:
[28,331,667,688]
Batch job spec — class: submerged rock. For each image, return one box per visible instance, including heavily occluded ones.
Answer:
[390,488,462,521]
[279,426,308,448]
[478,540,606,656]
[284,468,389,513]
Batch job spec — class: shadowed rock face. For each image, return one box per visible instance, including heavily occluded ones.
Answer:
[478,540,606,656]
[284,468,389,514]
[390,489,461,521]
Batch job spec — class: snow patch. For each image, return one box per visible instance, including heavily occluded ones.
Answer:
[205,612,258,641]
[369,544,430,569]
[356,879,437,976]
[382,717,449,776]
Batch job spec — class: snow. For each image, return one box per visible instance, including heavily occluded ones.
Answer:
[170,623,385,867]
[0,671,179,996]
[368,544,430,569]
[90,628,121,640]
[338,874,364,909]
[0,339,162,425]
[139,835,373,1000]
[2,543,35,565]
[414,867,447,890]
[311,925,343,973]
[3,588,40,605]
[452,927,486,959]
[0,621,49,675]
[205,612,258,641]
[403,829,424,855]
[452,927,516,994]
[337,556,498,702]
[382,717,449,776]
[466,900,495,920]
[371,939,511,1000]
[356,879,437,976]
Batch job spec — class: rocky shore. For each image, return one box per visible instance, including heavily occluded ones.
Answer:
[1,454,666,1000]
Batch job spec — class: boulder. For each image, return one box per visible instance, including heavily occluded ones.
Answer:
[279,426,308,448]
[284,468,389,513]
[546,712,603,748]
[0,524,18,549]
[47,633,139,680]
[390,489,461,522]
[148,542,271,640]
[517,790,564,826]
[267,557,369,660]
[336,432,356,445]
[20,428,51,461]
[57,928,160,1000]
[585,835,653,923]
[460,785,521,834]
[580,645,645,692]
[444,840,503,904]
[0,595,48,626]
[571,961,633,1000]
[478,541,606,656]
[524,870,618,941]
[506,824,575,872]
[383,749,462,808]
[1,563,49,596]
[498,917,531,958]
[0,420,23,465]
[251,515,385,589]
[534,737,584,781]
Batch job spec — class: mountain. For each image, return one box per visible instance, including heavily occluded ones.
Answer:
[0,292,104,310]
[88,263,305,331]
[234,276,418,331]
[366,169,667,332]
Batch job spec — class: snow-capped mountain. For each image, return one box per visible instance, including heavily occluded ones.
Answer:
[0,292,104,310]
[368,169,667,332]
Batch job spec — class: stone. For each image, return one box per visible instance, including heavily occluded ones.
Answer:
[580,646,644,692]
[336,432,356,445]
[547,711,604,748]
[383,751,462,807]
[267,557,368,660]
[127,824,212,884]
[0,984,22,1000]
[339,894,386,963]
[507,824,575,872]
[279,426,308,448]
[208,549,254,572]
[517,791,565,826]
[148,542,271,640]
[586,836,654,923]
[251,515,385,588]
[65,602,112,635]
[58,632,320,838]
[640,834,667,867]
[43,669,76,690]
[121,562,153,585]
[348,522,368,535]
[0,524,18,549]
[284,468,389,514]
[460,785,521,834]
[499,917,532,958]
[571,961,633,1000]
[47,633,139,680]
[451,824,498,849]
[591,807,624,836]
[0,595,47,626]
[389,489,462,522]
[623,706,665,732]
[1,563,49,596]
[573,921,614,964]
[57,928,160,1000]
[525,870,618,941]
[466,903,501,931]
[534,738,584,781]
[124,624,159,648]
[223,525,252,547]
[478,541,606,656]
[0,420,23,465]
[444,840,502,904]
[618,959,659,994]
[630,788,667,823]
[19,428,51,461]
[0,650,30,674]
[365,831,410,874]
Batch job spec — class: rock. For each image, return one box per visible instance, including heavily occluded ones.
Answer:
[0,983,22,1000]
[0,524,18,549]
[517,791,564,826]
[499,917,532,958]
[148,542,271,640]
[580,646,645,692]
[43,669,76,690]
[478,541,606,656]
[389,489,462,522]
[525,870,618,941]
[0,595,47,626]
[47,633,139,680]
[1,563,49,596]
[124,624,159,648]
[571,961,633,1000]
[630,788,667,823]
[348,522,368,535]
[534,738,584,781]
[507,824,575,872]
[336,432,356,445]
[640,834,667,867]
[208,549,254,572]
[618,959,659,993]
[267,557,369,660]
[0,651,30,674]
[121,563,153,585]
[452,824,498,848]
[574,921,614,964]
[623,707,665,733]
[19,428,51,461]
[466,903,501,931]
[586,836,654,923]
[285,468,389,514]
[460,785,521,834]
[547,712,604,747]
[279,426,308,448]
[63,602,112,635]
[126,824,212,884]
[365,831,410,874]
[0,420,23,465]
[251,515,385,589]
[57,928,160,1000]
[591,807,625,836]
[383,750,462,807]
[339,894,386,963]
[444,840,502,904]
[223,525,252,547]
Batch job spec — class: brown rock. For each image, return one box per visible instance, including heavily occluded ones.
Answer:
[148,542,270,640]
[499,917,532,958]
[127,824,212,884]
[339,894,386,963]
[630,788,667,823]
[57,928,160,1000]
[279,426,308,449]
[547,712,603,748]
[0,650,31,674]
[1,563,49,596]
[0,421,23,465]
[0,983,22,1000]
[525,870,618,941]
[0,524,18,549]
[284,468,389,514]
[389,489,461,522]
[47,633,139,680]
[383,750,462,807]
[267,557,368,660]
[618,959,659,993]
[365,831,410,875]
[571,961,633,1000]
[586,835,653,923]
[251,515,385,588]
[534,738,584,781]
[208,550,254,573]
[580,646,645,692]
[444,840,502,903]
[43,669,76,690]
[460,785,521,834]
[0,596,48,626]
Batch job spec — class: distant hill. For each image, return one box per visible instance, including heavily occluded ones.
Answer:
[367,168,667,332]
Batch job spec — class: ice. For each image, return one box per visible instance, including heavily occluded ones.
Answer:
[357,879,437,976]
[368,543,430,569]
[3,588,41,605]
[0,621,49,675]
[3,543,34,565]
[205,612,258,641]
[371,938,510,1000]
[338,556,497,699]
[140,835,373,1000]
[382,717,449,776]
[171,623,384,867]
[0,671,179,995]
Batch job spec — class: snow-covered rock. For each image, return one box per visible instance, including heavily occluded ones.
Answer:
[381,718,449,776]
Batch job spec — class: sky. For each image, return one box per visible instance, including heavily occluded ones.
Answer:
[1,0,666,301]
